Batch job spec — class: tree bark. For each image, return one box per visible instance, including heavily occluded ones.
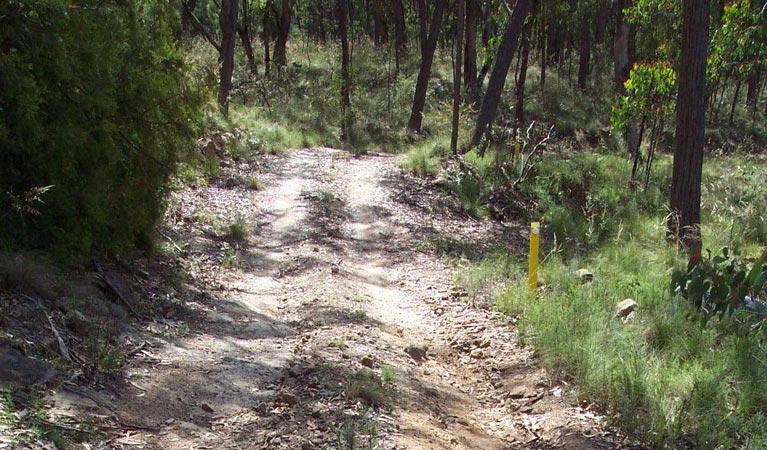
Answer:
[614,0,640,157]
[417,0,428,57]
[539,0,546,87]
[272,0,292,73]
[391,0,406,72]
[218,0,239,117]
[515,21,531,126]
[668,0,710,253]
[238,0,257,75]
[263,7,272,77]
[577,19,591,90]
[469,0,533,150]
[372,0,388,44]
[407,0,447,132]
[451,0,465,154]
[463,0,478,95]
[338,0,352,142]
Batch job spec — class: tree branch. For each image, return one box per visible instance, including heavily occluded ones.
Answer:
[180,0,222,53]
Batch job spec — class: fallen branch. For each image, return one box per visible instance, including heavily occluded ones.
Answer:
[45,313,72,362]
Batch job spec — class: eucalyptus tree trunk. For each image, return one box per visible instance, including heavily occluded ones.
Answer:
[218,0,239,117]
[669,0,710,252]
[407,0,447,132]
[463,0,478,97]
[469,0,532,150]
[515,21,531,126]
[391,0,406,72]
[451,0,465,154]
[272,0,292,73]
[338,0,352,142]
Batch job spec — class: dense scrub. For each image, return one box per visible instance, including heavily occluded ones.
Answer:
[0,0,203,256]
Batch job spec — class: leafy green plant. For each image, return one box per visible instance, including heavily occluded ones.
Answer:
[611,61,677,186]
[671,247,767,321]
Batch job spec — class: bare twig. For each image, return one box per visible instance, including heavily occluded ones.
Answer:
[45,312,72,362]
[515,124,554,186]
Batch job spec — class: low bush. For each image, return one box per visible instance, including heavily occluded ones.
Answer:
[0,0,204,256]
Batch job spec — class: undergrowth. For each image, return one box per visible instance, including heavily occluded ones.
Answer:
[456,154,767,448]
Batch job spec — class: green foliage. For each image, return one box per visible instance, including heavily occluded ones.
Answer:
[710,0,767,83]
[0,0,203,256]
[671,247,767,321]
[701,157,767,247]
[611,62,677,133]
[481,232,767,447]
[457,153,767,448]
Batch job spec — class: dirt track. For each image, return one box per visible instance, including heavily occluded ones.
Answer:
[56,148,627,449]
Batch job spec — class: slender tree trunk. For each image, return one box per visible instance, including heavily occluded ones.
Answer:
[417,0,428,57]
[473,1,495,101]
[391,0,406,72]
[372,0,387,44]
[730,80,741,126]
[469,0,533,150]
[272,0,292,73]
[539,0,546,87]
[515,22,531,126]
[614,0,639,157]
[451,0,465,154]
[218,0,239,117]
[613,0,630,93]
[263,10,272,77]
[407,0,447,132]
[338,0,351,142]
[463,0,478,95]
[669,0,710,252]
[577,20,591,90]
[238,0,256,74]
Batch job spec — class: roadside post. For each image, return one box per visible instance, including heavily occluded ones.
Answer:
[528,222,540,294]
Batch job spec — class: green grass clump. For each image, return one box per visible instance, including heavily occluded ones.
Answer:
[457,154,767,448]
[225,213,249,244]
[246,176,264,191]
[345,368,386,406]
[380,365,397,383]
[399,139,447,176]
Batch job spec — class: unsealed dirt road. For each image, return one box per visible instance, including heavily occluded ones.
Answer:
[66,148,629,449]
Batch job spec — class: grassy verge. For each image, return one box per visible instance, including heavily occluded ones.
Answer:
[456,153,767,448]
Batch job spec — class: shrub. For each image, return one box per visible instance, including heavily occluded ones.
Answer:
[0,0,204,256]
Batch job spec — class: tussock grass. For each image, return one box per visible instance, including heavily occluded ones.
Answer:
[457,154,767,448]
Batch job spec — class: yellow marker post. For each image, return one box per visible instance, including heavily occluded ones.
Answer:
[528,222,540,294]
